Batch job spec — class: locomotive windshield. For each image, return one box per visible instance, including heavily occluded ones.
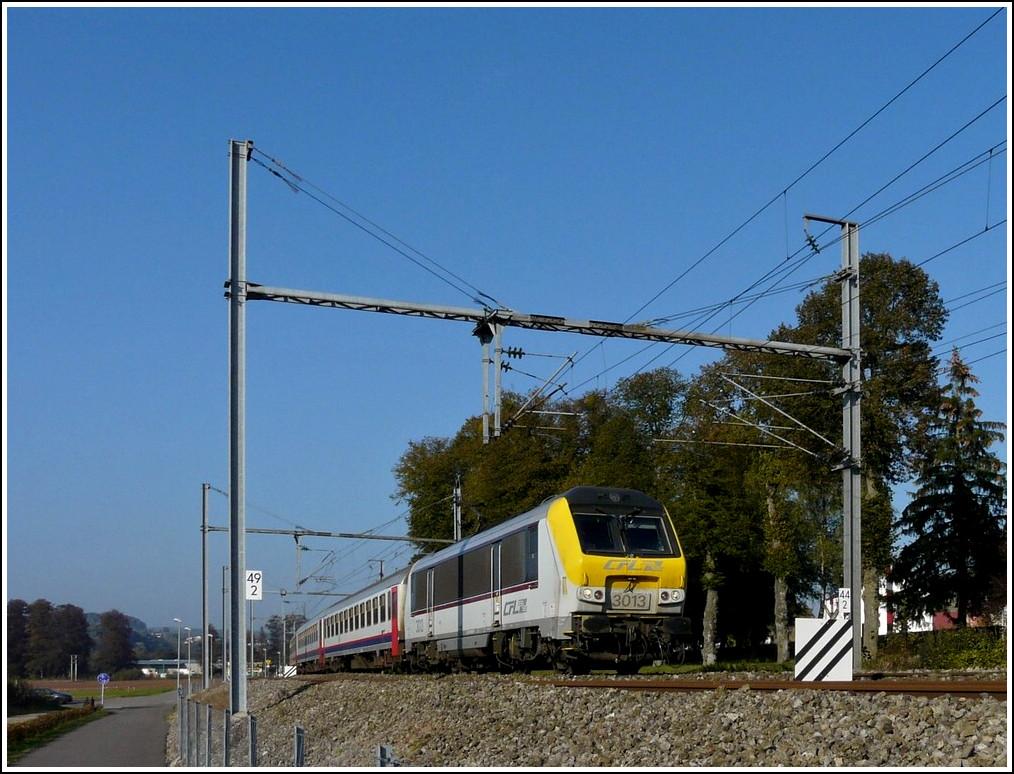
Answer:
[572,508,679,556]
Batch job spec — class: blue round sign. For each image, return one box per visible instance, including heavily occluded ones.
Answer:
[97,673,110,684]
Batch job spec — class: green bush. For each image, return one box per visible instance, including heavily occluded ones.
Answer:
[6,704,100,745]
[873,626,1006,670]
[6,680,35,709]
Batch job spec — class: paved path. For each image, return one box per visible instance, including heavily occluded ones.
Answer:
[10,690,178,768]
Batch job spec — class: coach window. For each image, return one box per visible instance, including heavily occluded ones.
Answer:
[500,532,524,588]
[462,548,491,600]
[432,557,457,607]
[525,525,538,581]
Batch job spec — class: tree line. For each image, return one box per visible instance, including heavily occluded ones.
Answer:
[6,601,133,679]
[6,597,308,680]
[392,252,1007,664]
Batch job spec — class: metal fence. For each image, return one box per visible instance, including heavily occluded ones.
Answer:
[175,692,400,767]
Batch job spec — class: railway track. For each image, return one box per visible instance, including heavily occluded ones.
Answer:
[535,676,1009,700]
[297,670,1006,700]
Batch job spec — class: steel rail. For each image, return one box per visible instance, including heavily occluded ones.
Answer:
[533,677,1008,700]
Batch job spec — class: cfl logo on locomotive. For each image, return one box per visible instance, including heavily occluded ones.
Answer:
[602,559,664,572]
[503,599,528,616]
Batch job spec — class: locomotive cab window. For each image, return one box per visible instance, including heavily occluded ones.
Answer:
[573,511,679,556]
[624,517,669,553]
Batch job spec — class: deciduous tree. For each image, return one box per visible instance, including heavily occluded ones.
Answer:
[771,252,947,656]
[93,609,136,675]
[55,604,92,677]
[6,599,30,678]
[25,599,63,678]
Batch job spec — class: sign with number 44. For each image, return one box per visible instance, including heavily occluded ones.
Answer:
[838,587,851,616]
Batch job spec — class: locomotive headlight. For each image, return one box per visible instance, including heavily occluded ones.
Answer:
[578,587,605,603]
[659,588,686,604]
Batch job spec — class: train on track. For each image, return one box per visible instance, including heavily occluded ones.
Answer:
[290,486,691,675]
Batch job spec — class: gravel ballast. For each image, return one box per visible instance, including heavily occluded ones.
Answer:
[167,672,1008,768]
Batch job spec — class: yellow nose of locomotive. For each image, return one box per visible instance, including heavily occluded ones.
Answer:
[574,557,686,614]
[546,493,687,615]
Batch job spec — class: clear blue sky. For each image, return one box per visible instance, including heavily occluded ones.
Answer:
[4,4,1010,637]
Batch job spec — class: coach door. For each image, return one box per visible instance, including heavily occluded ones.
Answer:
[425,568,435,638]
[491,543,502,628]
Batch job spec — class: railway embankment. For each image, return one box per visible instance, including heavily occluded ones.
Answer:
[168,670,1008,767]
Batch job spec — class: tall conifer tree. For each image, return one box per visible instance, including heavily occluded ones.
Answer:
[892,350,1006,627]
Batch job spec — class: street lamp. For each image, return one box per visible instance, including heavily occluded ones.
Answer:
[185,627,192,695]
[173,618,182,694]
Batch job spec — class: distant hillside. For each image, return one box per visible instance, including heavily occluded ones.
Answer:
[84,611,148,631]
[84,611,152,639]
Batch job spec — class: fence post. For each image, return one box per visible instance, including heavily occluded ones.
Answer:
[294,726,306,766]
[205,703,213,766]
[223,708,231,766]
[183,696,190,766]
[176,689,184,766]
[193,701,201,768]
[249,713,258,767]
[376,744,400,767]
